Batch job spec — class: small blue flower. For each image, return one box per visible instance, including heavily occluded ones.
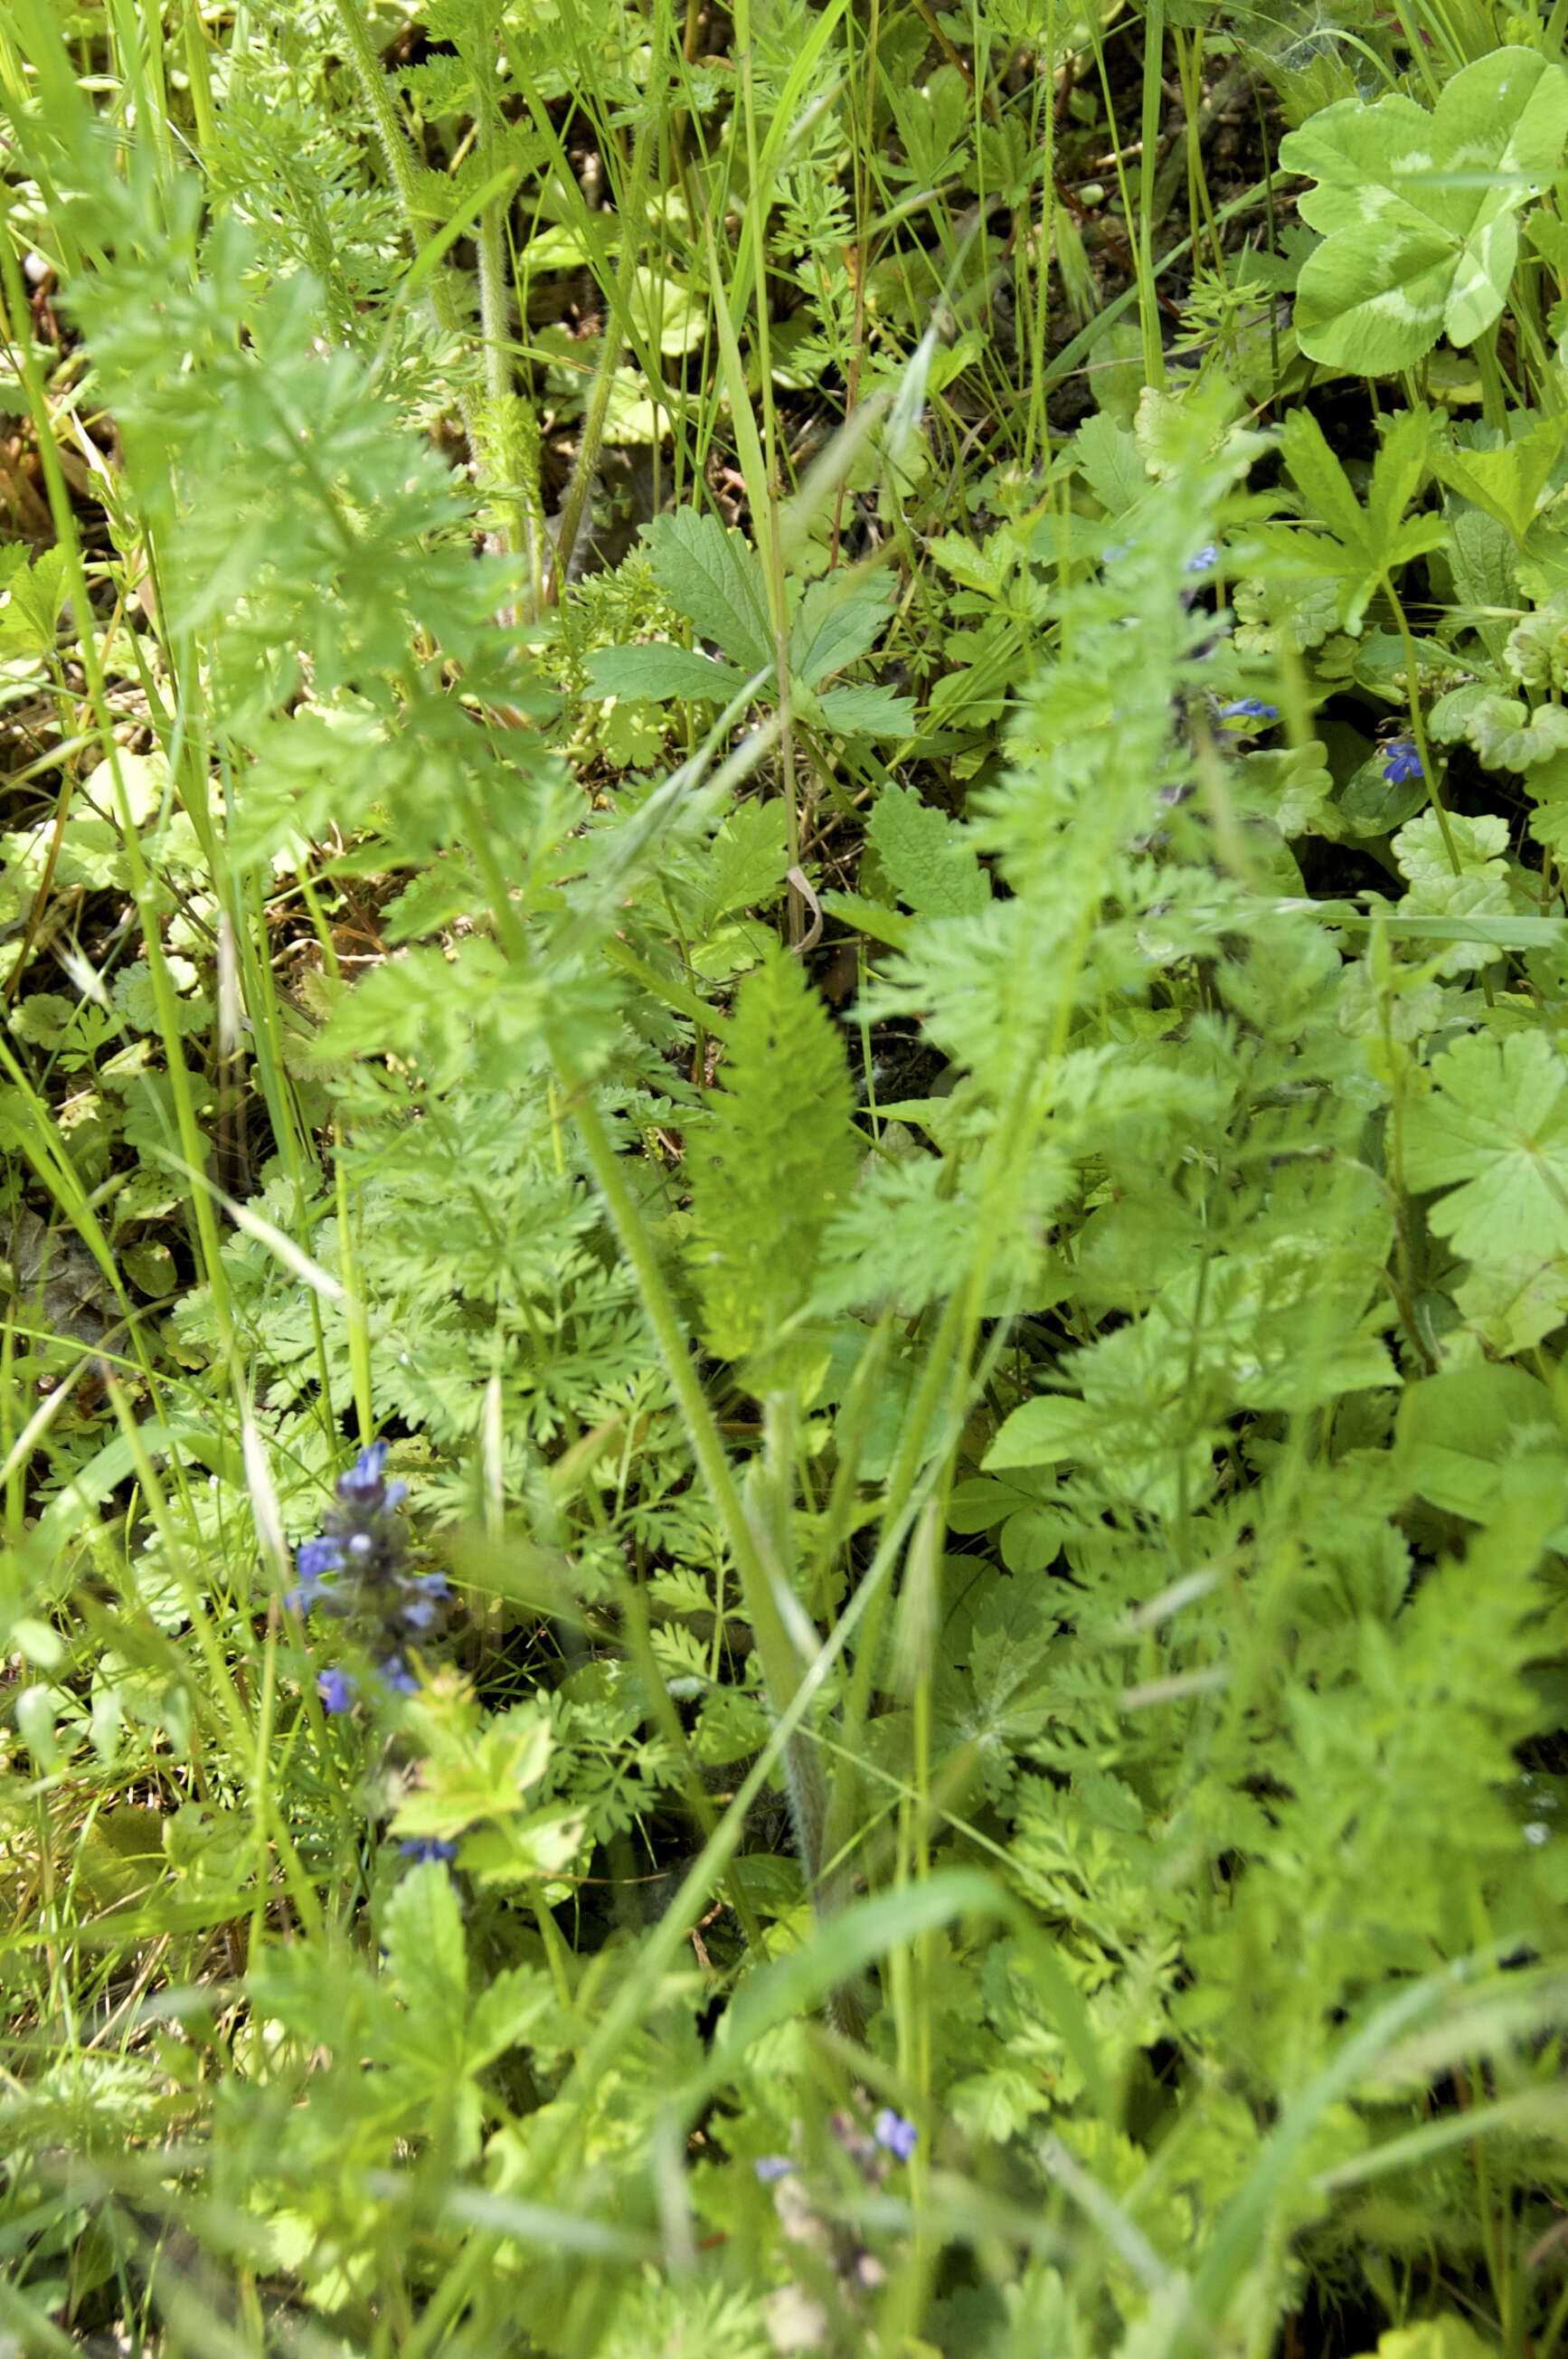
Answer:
[1383,736,1423,784]
[339,1440,389,1501]
[318,1666,354,1714]
[378,1656,420,1697]
[296,1534,345,1585]
[399,1838,458,1865]
[1184,545,1218,575]
[395,1572,451,1634]
[1219,698,1278,723]
[874,2108,918,2161]
[754,2155,794,2183]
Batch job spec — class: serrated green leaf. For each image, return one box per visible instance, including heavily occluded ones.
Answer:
[585,642,747,703]
[1403,1028,1568,1262]
[789,569,893,688]
[693,799,789,931]
[382,1861,468,2063]
[1431,412,1568,545]
[1397,1364,1563,1520]
[685,943,861,1365]
[1429,684,1568,769]
[642,508,774,673]
[811,681,919,738]
[865,780,991,916]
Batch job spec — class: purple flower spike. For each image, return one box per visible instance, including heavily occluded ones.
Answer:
[874,2109,918,2162]
[318,1667,354,1714]
[754,2155,794,2184]
[399,1838,458,1865]
[1382,736,1422,785]
[378,1657,420,1697]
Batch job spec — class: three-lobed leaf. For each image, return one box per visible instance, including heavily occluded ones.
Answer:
[1281,50,1568,372]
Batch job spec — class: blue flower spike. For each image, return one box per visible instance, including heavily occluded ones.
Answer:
[287,1428,453,1719]
[874,2108,919,2163]
[398,1838,458,1866]
[1382,736,1423,785]
[318,1666,354,1715]
[1218,698,1278,725]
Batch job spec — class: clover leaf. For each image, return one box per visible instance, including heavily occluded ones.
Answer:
[1403,1028,1568,1263]
[1280,50,1568,374]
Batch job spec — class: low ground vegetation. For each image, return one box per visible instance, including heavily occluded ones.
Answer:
[4,1,1568,2353]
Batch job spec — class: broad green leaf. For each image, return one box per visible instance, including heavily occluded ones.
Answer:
[865,780,992,916]
[1280,51,1568,371]
[1073,412,1147,516]
[985,1395,1101,1472]
[1403,1028,1568,1262]
[585,642,747,704]
[627,265,708,356]
[0,544,69,657]
[1350,2317,1500,2359]
[642,508,774,672]
[1396,1364,1563,1520]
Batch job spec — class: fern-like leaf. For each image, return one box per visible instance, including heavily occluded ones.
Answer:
[685,944,858,1367]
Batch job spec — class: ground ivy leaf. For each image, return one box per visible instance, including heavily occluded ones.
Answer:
[1403,1028,1568,1261]
[1429,684,1568,768]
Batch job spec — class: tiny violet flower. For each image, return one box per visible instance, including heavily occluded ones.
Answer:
[1382,736,1423,785]
[1184,544,1218,575]
[317,1666,354,1714]
[398,1838,458,1865]
[874,2109,919,2162]
[1218,698,1278,723]
[754,2156,794,2184]
[378,1656,420,1697]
